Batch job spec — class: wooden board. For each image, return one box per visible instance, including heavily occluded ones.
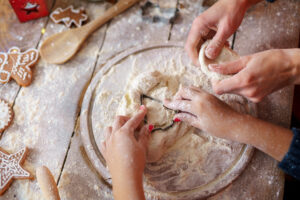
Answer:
[0,0,108,199]
[57,1,177,199]
[209,1,300,199]
[80,42,255,199]
[0,0,299,199]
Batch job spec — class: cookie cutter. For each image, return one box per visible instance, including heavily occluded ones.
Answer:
[140,94,178,132]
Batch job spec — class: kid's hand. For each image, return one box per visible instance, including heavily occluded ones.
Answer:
[100,106,150,200]
[164,87,242,140]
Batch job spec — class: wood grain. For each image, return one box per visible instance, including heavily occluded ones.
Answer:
[0,0,108,199]
[0,0,299,199]
[0,0,48,104]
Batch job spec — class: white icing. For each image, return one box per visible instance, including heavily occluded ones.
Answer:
[0,53,11,83]
[0,47,39,85]
[0,100,12,130]
[0,148,31,191]
[50,5,88,28]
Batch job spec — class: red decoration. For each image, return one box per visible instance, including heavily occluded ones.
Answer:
[9,0,53,22]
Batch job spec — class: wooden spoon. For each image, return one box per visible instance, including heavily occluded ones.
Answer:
[40,0,139,64]
[36,166,60,200]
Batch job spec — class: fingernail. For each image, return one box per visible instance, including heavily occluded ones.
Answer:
[148,124,154,132]
[174,118,181,122]
[205,47,215,59]
[140,105,145,110]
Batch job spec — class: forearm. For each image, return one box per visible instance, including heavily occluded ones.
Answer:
[112,174,145,200]
[230,114,293,161]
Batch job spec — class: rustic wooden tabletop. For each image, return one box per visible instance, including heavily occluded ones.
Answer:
[0,0,299,199]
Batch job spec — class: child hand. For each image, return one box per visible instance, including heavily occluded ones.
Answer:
[164,87,293,162]
[164,87,243,141]
[100,106,149,200]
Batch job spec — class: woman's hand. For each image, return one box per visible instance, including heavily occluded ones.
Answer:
[100,106,150,200]
[185,0,255,66]
[164,87,243,141]
[210,49,300,102]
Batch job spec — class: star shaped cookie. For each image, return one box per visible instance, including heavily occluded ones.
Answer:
[0,147,32,195]
[0,99,13,133]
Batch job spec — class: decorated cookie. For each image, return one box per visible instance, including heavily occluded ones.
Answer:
[0,147,32,195]
[0,99,13,133]
[50,5,88,28]
[0,47,39,86]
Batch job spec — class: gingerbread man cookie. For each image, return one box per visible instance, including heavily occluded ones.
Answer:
[0,47,39,86]
[50,5,88,28]
[0,99,13,133]
[0,147,32,195]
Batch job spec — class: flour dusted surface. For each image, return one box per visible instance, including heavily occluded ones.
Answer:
[89,46,254,198]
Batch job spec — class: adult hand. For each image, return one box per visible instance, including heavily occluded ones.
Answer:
[185,0,253,66]
[100,105,150,200]
[164,87,243,141]
[210,49,300,103]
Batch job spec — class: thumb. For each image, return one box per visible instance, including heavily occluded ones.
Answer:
[208,59,244,75]
[205,26,231,59]
[138,125,150,149]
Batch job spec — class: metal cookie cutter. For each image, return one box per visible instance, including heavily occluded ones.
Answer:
[140,94,179,132]
[140,1,178,23]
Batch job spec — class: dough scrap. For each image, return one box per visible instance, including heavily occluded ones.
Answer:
[199,40,240,80]
[117,71,193,163]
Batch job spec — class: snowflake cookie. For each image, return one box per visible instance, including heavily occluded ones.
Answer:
[0,99,13,133]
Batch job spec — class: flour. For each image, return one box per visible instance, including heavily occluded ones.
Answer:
[92,46,254,197]
[117,71,193,162]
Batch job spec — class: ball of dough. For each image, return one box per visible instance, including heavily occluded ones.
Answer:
[199,40,240,80]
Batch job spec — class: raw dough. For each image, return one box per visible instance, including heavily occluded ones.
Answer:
[117,71,193,163]
[199,40,240,80]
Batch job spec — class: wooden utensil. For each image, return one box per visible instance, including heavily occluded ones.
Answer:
[36,166,60,200]
[40,0,140,64]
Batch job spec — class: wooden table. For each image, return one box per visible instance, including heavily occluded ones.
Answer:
[0,0,299,199]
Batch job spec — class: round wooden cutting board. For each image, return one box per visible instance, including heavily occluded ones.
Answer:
[80,42,256,200]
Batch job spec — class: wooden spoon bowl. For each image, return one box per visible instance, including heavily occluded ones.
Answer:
[40,0,139,64]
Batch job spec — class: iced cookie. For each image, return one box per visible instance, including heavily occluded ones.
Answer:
[50,5,88,28]
[0,47,39,86]
[0,147,32,195]
[0,99,13,133]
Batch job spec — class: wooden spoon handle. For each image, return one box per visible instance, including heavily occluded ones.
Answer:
[36,166,60,200]
[85,0,140,34]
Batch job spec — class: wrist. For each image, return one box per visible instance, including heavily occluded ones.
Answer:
[239,0,262,8]
[112,173,145,200]
[282,49,300,85]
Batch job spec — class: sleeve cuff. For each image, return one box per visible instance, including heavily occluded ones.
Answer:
[278,128,300,180]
